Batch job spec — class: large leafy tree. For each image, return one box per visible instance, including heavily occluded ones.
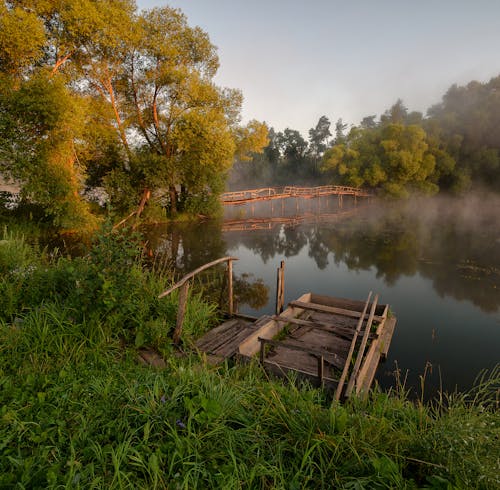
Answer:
[321,120,454,198]
[0,1,267,225]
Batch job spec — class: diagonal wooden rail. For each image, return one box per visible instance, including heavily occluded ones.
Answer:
[158,256,238,344]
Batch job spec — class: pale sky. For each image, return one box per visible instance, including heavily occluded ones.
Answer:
[137,0,500,136]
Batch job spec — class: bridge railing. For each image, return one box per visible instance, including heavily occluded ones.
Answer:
[221,185,369,202]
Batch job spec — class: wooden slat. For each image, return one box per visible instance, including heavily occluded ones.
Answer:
[195,319,242,350]
[258,337,345,370]
[262,360,338,388]
[310,293,387,317]
[272,315,376,342]
[334,292,372,401]
[345,295,379,397]
[289,300,384,323]
[379,317,397,359]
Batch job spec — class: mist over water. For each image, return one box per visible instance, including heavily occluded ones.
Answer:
[147,193,500,396]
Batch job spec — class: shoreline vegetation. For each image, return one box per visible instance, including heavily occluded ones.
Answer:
[1,227,499,489]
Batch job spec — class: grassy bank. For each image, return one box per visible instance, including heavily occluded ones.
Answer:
[1,227,498,489]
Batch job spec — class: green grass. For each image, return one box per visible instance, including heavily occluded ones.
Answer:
[0,225,498,489]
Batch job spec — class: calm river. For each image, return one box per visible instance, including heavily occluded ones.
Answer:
[147,194,500,396]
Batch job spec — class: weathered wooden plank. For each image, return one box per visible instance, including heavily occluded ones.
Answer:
[345,295,379,397]
[308,311,359,330]
[214,326,260,357]
[238,294,311,357]
[288,329,351,357]
[262,360,338,389]
[310,293,386,317]
[272,315,376,341]
[197,316,273,355]
[289,300,384,323]
[355,312,390,397]
[334,292,372,401]
[195,318,242,350]
[228,259,233,315]
[259,337,345,370]
[266,348,339,376]
[379,317,397,359]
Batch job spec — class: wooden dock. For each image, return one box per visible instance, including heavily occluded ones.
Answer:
[195,292,396,399]
[157,257,396,399]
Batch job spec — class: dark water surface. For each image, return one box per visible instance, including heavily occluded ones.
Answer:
[147,194,500,395]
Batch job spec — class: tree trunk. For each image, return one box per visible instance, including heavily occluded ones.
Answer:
[136,187,151,219]
[169,185,178,216]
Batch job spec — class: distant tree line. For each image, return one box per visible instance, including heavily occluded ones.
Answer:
[0,1,268,229]
[233,76,500,197]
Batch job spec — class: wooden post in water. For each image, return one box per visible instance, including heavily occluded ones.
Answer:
[173,281,189,344]
[228,259,234,316]
[275,260,285,315]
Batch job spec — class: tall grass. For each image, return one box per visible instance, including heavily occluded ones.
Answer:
[1,352,498,489]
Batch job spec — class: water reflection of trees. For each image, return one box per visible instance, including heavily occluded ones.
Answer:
[144,221,269,310]
[224,199,500,313]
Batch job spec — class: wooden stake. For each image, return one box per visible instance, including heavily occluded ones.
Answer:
[228,259,233,316]
[173,281,189,344]
[275,260,285,315]
[318,355,324,386]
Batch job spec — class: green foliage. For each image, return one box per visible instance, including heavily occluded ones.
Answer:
[0,225,218,350]
[322,123,449,198]
[427,76,500,191]
[0,73,97,230]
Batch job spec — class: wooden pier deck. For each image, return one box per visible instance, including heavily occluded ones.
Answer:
[196,292,397,399]
[221,185,370,205]
[157,257,395,399]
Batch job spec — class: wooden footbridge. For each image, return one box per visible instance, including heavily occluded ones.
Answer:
[221,185,370,205]
[158,257,396,400]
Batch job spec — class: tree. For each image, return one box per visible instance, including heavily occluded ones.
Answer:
[427,76,500,191]
[0,73,96,229]
[321,122,453,197]
[308,115,331,157]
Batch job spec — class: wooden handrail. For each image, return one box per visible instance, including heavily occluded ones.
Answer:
[158,256,239,344]
[158,256,238,298]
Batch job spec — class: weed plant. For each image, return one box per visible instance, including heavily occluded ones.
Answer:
[0,226,498,489]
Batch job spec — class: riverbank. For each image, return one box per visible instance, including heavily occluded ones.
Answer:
[1,227,498,488]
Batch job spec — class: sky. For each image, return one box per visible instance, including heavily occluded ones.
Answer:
[137,0,500,136]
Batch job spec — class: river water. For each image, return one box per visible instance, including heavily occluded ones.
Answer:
[146,194,500,396]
